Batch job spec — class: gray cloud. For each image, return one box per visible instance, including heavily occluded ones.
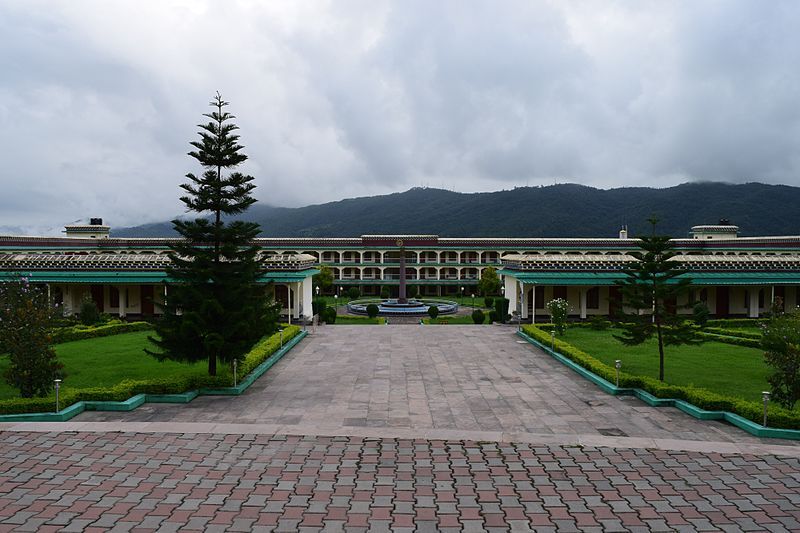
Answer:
[1,0,799,233]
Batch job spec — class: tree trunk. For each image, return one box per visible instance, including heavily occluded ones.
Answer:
[208,354,217,376]
[656,320,665,382]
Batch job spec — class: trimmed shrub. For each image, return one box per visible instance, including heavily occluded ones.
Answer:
[484,296,494,309]
[380,287,390,299]
[366,303,379,319]
[78,294,101,326]
[323,306,337,324]
[427,305,439,320]
[588,316,611,330]
[489,310,498,323]
[312,298,326,317]
[471,310,486,324]
[494,298,509,324]
[707,318,765,328]
[51,321,152,344]
[347,287,361,300]
[696,331,760,348]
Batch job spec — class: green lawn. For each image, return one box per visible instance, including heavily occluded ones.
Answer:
[0,331,211,400]
[425,314,486,325]
[558,327,771,403]
[333,316,385,325]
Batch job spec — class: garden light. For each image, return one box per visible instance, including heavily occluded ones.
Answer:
[762,391,770,427]
[615,360,621,387]
[233,359,238,387]
[54,379,61,412]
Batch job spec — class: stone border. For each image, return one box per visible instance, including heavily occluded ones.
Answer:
[1,421,798,458]
[516,330,800,441]
[0,331,308,423]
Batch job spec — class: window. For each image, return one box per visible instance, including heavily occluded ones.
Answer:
[535,286,545,309]
[586,287,600,309]
[110,287,119,308]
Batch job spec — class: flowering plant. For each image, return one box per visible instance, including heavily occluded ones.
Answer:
[546,298,570,335]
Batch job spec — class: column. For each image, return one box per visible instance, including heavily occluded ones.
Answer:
[118,286,127,318]
[531,284,536,324]
[504,275,518,315]
[580,288,587,319]
[521,284,528,319]
[748,287,759,318]
[302,277,313,320]
[293,282,301,319]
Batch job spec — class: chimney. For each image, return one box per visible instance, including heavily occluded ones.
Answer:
[619,225,628,239]
[63,217,110,239]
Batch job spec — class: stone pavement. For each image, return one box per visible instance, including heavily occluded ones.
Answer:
[1,430,799,532]
[75,325,796,445]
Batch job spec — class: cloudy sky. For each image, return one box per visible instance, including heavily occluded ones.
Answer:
[2,0,800,233]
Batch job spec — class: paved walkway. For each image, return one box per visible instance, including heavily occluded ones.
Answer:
[4,326,800,531]
[75,326,794,445]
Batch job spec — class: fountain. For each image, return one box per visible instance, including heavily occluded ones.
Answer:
[346,239,458,317]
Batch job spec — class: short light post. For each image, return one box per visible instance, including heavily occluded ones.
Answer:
[334,294,339,314]
[762,391,770,427]
[279,328,284,348]
[471,293,475,310]
[54,379,62,412]
[461,286,465,305]
[315,285,320,297]
[550,329,555,350]
[615,360,621,387]
[233,359,238,387]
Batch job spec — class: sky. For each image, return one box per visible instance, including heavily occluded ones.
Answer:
[1,0,800,234]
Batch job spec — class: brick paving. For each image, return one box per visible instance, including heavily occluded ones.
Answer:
[1,430,800,532]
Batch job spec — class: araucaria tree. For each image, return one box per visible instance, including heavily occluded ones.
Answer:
[148,93,278,376]
[0,279,63,397]
[614,218,699,381]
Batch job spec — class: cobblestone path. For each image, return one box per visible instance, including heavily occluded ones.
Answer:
[1,431,799,532]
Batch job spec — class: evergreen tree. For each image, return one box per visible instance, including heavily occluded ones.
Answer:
[477,266,501,296]
[613,218,700,381]
[148,93,278,376]
[0,278,63,398]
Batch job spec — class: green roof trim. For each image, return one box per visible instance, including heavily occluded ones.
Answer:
[498,269,800,286]
[0,269,318,284]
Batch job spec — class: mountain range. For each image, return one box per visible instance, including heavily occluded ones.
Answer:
[115,182,800,238]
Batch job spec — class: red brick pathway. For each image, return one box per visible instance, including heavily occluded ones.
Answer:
[1,431,799,532]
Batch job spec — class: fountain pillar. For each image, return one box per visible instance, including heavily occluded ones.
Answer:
[397,239,407,304]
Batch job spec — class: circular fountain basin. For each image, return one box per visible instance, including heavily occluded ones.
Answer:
[347,298,458,316]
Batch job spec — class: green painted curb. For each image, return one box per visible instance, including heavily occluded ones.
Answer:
[516,330,800,441]
[0,331,308,423]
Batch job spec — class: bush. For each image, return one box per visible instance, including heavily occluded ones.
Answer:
[51,321,152,344]
[323,306,337,324]
[347,287,361,300]
[707,318,764,328]
[693,302,710,326]
[78,294,101,326]
[407,286,419,299]
[380,287,390,299]
[763,312,800,409]
[484,296,494,309]
[520,325,800,430]
[366,303,379,319]
[494,298,509,324]
[546,298,570,335]
[696,331,760,348]
[588,316,611,330]
[471,310,486,324]
[427,305,439,320]
[312,298,326,317]
[489,310,499,323]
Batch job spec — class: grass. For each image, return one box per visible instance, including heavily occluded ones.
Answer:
[425,315,486,325]
[557,327,771,403]
[0,331,210,400]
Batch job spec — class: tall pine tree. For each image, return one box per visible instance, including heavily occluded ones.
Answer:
[613,218,700,381]
[148,93,278,376]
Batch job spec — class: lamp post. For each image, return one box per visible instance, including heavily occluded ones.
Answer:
[615,360,621,387]
[54,379,61,412]
[762,391,770,427]
[334,294,339,315]
[233,359,238,387]
[471,293,475,310]
[279,328,284,348]
[461,286,465,305]
[315,285,320,297]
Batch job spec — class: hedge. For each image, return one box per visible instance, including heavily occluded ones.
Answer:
[521,325,800,430]
[706,318,765,328]
[51,321,153,344]
[696,331,761,348]
[705,327,761,340]
[0,325,301,415]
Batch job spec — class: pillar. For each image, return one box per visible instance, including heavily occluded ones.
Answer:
[521,284,528,319]
[302,277,313,320]
[118,286,127,318]
[580,288,587,319]
[504,276,518,315]
[748,287,759,318]
[531,284,536,324]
